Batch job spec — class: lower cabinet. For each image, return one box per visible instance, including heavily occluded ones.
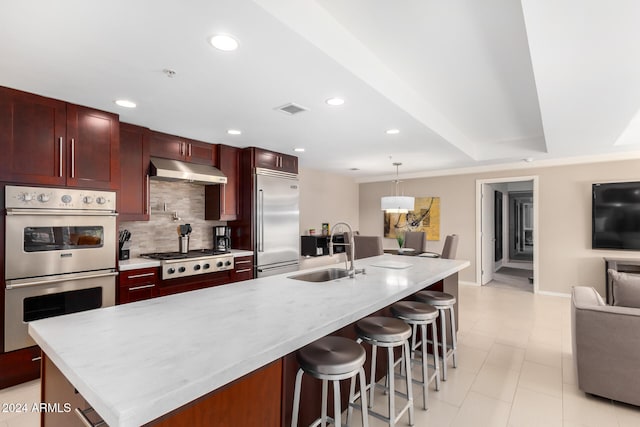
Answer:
[117,268,159,304]
[42,354,96,427]
[0,346,41,389]
[158,271,231,297]
[120,257,253,303]
[42,354,282,427]
[230,255,254,282]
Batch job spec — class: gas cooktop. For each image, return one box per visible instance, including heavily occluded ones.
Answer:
[140,250,235,279]
[141,249,230,260]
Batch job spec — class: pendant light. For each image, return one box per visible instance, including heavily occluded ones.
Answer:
[381,162,415,213]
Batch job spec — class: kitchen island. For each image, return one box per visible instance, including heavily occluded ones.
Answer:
[30,254,469,427]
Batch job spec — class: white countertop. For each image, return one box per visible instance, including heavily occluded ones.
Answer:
[118,249,254,271]
[30,255,469,427]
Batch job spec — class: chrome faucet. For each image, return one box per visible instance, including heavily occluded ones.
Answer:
[329,222,360,278]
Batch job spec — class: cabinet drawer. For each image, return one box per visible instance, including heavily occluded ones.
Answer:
[231,269,254,282]
[234,256,253,267]
[231,256,254,282]
[118,267,159,304]
[120,267,159,285]
[0,346,41,389]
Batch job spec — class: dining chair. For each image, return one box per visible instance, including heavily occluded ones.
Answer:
[353,236,383,260]
[440,234,459,259]
[403,231,425,253]
[419,234,459,259]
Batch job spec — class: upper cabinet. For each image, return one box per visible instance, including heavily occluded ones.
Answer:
[205,144,239,221]
[0,86,120,190]
[65,104,120,189]
[253,147,297,174]
[119,123,150,221]
[149,131,216,165]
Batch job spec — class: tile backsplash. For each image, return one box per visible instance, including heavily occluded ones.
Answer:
[119,180,225,257]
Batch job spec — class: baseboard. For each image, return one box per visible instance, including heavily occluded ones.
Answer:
[537,290,571,298]
[459,280,480,287]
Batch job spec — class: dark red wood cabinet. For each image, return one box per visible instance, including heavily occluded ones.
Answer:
[0,86,120,189]
[118,123,150,221]
[158,270,232,297]
[230,255,254,282]
[0,87,67,186]
[187,138,217,165]
[0,346,41,389]
[253,147,298,174]
[205,144,239,221]
[65,104,120,189]
[149,131,216,165]
[117,268,159,304]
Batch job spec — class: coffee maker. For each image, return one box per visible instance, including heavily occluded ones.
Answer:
[214,226,231,252]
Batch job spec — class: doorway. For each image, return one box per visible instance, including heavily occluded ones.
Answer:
[475,176,539,293]
[509,191,534,262]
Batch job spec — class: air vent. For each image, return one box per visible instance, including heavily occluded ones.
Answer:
[276,103,308,115]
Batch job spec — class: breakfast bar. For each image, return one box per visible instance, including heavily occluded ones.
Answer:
[29,254,469,427]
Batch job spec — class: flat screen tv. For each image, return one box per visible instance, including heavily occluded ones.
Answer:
[592,182,640,250]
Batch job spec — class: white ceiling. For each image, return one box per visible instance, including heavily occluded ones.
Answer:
[1,0,639,180]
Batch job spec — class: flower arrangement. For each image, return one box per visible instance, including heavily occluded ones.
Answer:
[396,231,405,249]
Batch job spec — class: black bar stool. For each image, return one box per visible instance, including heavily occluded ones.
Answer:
[291,336,369,427]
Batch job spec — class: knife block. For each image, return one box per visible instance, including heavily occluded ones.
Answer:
[119,241,131,261]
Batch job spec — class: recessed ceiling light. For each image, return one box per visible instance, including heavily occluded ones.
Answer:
[209,34,239,51]
[163,68,177,78]
[115,100,136,108]
[386,129,400,135]
[294,148,305,152]
[523,157,534,163]
[227,129,242,135]
[326,97,345,106]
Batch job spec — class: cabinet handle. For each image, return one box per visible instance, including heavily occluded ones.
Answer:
[188,143,192,157]
[128,283,155,291]
[75,407,106,427]
[70,138,75,178]
[58,137,63,177]
[235,260,252,265]
[222,183,226,213]
[179,142,183,156]
[31,356,42,362]
[145,174,150,214]
[258,189,264,252]
[235,269,252,273]
[127,272,155,279]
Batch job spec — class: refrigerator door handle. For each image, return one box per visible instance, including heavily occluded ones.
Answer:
[258,189,264,252]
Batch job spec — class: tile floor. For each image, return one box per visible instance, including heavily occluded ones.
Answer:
[1,284,640,426]
[346,284,640,427]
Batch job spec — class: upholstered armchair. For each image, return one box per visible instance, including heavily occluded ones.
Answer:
[571,286,640,406]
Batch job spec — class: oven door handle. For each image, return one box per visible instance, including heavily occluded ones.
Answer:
[6,208,117,216]
[6,271,119,290]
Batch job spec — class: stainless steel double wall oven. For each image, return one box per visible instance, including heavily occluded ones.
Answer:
[4,185,117,352]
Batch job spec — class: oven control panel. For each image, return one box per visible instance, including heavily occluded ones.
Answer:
[5,185,116,211]
[161,255,234,280]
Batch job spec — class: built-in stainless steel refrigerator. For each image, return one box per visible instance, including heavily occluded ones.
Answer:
[254,168,300,277]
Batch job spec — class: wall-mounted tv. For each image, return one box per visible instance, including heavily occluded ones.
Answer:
[592,182,640,250]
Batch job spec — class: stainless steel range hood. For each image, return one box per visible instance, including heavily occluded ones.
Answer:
[150,157,227,185]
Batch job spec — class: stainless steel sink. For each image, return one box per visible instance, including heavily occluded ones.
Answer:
[288,268,352,282]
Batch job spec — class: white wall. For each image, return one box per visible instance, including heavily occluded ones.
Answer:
[298,168,359,235]
[359,158,640,295]
[299,168,359,269]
